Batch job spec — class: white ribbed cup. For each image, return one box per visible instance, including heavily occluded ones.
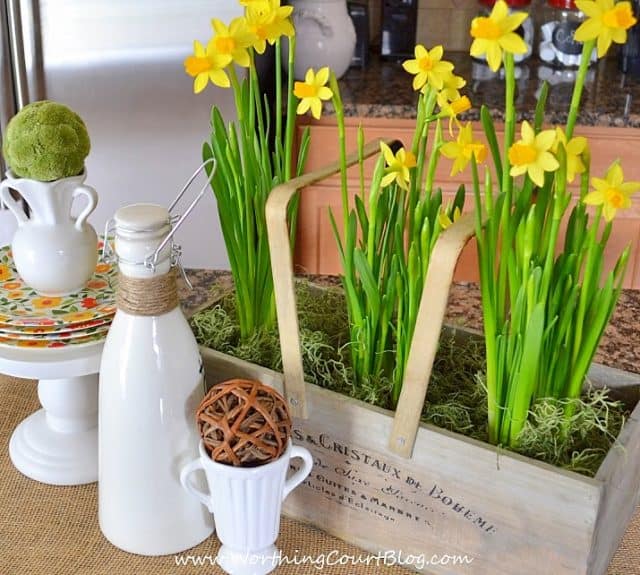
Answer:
[180,440,313,575]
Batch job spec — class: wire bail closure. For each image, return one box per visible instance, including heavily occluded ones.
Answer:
[101,158,217,289]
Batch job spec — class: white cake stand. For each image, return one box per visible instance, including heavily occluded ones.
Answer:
[0,340,104,485]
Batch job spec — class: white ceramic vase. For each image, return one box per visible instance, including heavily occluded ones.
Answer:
[0,170,98,296]
[181,440,313,575]
[284,0,356,80]
[98,203,213,555]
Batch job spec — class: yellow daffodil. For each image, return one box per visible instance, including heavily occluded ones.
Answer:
[294,67,333,120]
[553,128,588,183]
[508,121,559,187]
[432,71,466,102]
[437,94,472,119]
[184,40,232,93]
[402,45,455,91]
[438,206,462,230]
[380,142,417,191]
[469,0,529,72]
[583,161,640,221]
[239,0,269,6]
[437,94,472,135]
[211,17,256,67]
[440,122,487,176]
[575,0,637,58]
[245,0,294,54]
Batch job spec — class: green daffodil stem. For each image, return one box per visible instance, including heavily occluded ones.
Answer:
[425,119,443,193]
[503,53,516,199]
[275,40,284,172]
[566,40,595,140]
[228,66,243,123]
[284,35,297,180]
[330,72,349,230]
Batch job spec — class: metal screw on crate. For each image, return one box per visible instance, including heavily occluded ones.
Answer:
[181,379,314,575]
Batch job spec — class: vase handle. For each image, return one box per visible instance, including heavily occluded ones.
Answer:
[72,184,98,231]
[294,10,333,37]
[180,458,213,513]
[0,179,28,226]
[283,446,313,499]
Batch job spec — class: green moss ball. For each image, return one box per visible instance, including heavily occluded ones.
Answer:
[2,100,90,181]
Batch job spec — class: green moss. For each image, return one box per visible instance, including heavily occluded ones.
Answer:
[190,280,629,477]
[2,101,90,181]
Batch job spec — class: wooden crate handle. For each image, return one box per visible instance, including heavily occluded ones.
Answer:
[266,138,386,418]
[389,211,477,457]
[266,139,476,455]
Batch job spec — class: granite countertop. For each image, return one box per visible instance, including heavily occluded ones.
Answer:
[180,270,640,376]
[336,52,640,128]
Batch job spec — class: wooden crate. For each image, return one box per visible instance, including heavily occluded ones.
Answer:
[200,345,640,575]
[201,139,640,574]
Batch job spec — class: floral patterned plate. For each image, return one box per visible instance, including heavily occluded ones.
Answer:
[0,242,118,328]
[0,316,112,335]
[0,329,107,350]
[0,324,110,341]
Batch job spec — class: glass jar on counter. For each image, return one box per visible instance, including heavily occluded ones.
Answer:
[475,0,534,64]
[538,0,597,67]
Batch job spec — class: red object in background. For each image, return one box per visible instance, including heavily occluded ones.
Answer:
[547,0,578,9]
[479,0,532,7]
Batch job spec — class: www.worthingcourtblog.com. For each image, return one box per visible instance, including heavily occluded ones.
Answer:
[174,549,474,570]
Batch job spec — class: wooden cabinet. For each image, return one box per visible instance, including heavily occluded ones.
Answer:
[294,116,640,288]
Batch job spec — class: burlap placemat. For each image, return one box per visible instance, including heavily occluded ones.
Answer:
[0,374,638,575]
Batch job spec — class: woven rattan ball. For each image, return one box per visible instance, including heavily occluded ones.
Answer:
[196,379,292,467]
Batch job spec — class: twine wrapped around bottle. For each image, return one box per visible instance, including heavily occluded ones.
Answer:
[196,379,292,467]
[116,269,179,316]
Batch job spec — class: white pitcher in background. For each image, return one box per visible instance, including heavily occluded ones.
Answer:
[284,0,356,80]
[0,170,98,296]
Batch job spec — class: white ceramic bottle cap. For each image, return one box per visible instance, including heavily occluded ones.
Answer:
[114,203,170,233]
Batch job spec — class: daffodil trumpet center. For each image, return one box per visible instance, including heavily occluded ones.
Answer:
[606,188,625,208]
[602,5,636,29]
[508,143,537,166]
[294,82,318,98]
[419,56,434,71]
[471,17,502,40]
[185,56,211,76]
[215,36,237,53]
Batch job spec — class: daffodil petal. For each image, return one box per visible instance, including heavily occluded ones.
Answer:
[499,33,528,55]
[567,136,588,155]
[528,164,545,187]
[305,68,314,84]
[602,202,617,221]
[608,162,624,186]
[310,98,322,120]
[583,190,606,205]
[536,129,557,151]
[620,181,640,193]
[316,67,330,86]
[510,164,528,177]
[538,151,560,172]
[403,60,421,74]
[194,74,208,94]
[415,44,428,59]
[503,12,529,32]
[297,99,311,115]
[381,172,396,188]
[317,86,333,100]
[574,17,602,42]
[210,69,230,88]
[597,29,613,58]
[521,120,535,143]
[486,43,503,72]
[575,0,603,18]
[430,45,444,61]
